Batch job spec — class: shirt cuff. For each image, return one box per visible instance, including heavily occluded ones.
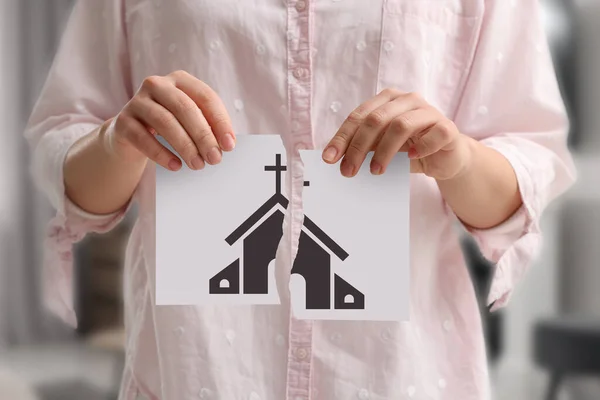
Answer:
[448,138,543,310]
[31,122,100,215]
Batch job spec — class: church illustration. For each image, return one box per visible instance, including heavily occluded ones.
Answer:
[209,154,365,310]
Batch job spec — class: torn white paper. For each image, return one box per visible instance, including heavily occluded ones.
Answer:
[156,134,287,305]
[290,151,410,321]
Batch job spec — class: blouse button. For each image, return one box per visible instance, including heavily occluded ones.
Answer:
[357,388,370,399]
[275,334,286,346]
[443,320,452,332]
[295,347,308,360]
[424,51,432,65]
[295,0,307,12]
[234,99,245,111]
[478,106,489,115]
[330,332,341,342]
[210,40,222,50]
[225,329,236,344]
[249,391,261,400]
[356,41,367,51]
[293,67,308,79]
[407,386,416,398]
[383,41,395,53]
[168,43,177,53]
[330,101,342,113]
[380,327,393,341]
[198,388,212,398]
[255,44,266,55]
[438,378,447,389]
[175,326,185,336]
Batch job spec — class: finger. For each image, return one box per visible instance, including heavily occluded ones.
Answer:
[341,93,425,177]
[119,114,182,171]
[131,95,205,170]
[409,119,457,160]
[410,159,423,174]
[170,70,236,152]
[323,88,404,165]
[150,82,221,166]
[370,108,438,175]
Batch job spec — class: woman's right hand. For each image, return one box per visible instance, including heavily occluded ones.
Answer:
[105,70,235,171]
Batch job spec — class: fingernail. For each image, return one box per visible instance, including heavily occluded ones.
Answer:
[408,147,419,159]
[191,155,205,170]
[206,147,222,165]
[221,133,236,151]
[370,161,382,175]
[168,159,181,171]
[323,146,337,162]
[341,159,355,177]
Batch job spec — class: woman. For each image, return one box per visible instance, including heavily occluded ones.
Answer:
[25,0,575,399]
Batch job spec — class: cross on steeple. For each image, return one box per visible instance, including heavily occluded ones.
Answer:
[264,154,287,195]
[264,154,310,194]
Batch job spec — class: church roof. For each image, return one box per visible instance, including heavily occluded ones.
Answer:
[225,193,348,261]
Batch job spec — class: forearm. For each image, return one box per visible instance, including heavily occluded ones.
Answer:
[64,119,147,215]
[437,136,523,230]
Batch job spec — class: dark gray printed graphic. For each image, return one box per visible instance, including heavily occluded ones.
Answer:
[210,154,364,310]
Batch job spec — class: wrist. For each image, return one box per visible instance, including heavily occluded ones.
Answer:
[98,118,147,165]
[439,134,477,183]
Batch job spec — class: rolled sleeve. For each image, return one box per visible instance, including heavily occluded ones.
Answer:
[24,0,132,327]
[451,0,577,310]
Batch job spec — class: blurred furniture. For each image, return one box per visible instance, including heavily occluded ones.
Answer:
[74,214,134,399]
[74,222,130,335]
[461,236,503,364]
[86,328,125,400]
[544,0,580,148]
[533,317,600,400]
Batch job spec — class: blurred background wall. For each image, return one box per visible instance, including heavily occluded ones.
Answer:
[0,1,599,399]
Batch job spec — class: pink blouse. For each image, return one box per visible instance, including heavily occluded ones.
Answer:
[25,0,576,399]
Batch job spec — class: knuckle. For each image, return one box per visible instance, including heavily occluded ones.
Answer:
[332,130,352,144]
[149,143,164,161]
[347,141,365,156]
[365,110,387,128]
[436,121,455,141]
[347,110,365,124]
[169,69,188,80]
[407,91,423,103]
[391,115,413,134]
[142,75,164,91]
[154,109,176,128]
[210,112,231,129]
[173,97,197,115]
[180,140,199,157]
[417,137,430,152]
[194,128,216,147]
[380,88,399,98]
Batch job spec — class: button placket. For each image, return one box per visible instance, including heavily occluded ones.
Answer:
[285,0,315,397]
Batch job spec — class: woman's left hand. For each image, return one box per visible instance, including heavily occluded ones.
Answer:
[322,89,473,180]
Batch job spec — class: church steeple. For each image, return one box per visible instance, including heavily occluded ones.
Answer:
[264,153,309,194]
[264,154,286,195]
